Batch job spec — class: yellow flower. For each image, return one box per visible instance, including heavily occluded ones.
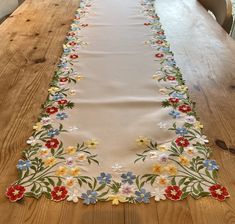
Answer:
[136,136,149,146]
[185,147,196,156]
[179,156,190,166]
[39,148,49,157]
[76,75,85,81]
[158,145,168,152]
[156,175,169,186]
[55,166,68,176]
[165,164,178,175]
[44,157,57,167]
[85,139,99,149]
[107,194,127,205]
[152,74,161,80]
[69,166,81,176]
[48,87,60,94]
[65,177,76,188]
[152,164,163,174]
[33,122,43,131]
[75,153,87,162]
[176,85,188,92]
[65,146,77,155]
[194,121,203,130]
[69,90,77,96]
[159,88,169,95]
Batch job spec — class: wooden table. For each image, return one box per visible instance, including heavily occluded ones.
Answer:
[0,0,235,223]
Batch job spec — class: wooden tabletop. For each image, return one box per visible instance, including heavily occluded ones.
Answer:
[0,0,235,223]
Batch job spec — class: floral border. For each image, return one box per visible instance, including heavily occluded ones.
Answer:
[6,0,229,205]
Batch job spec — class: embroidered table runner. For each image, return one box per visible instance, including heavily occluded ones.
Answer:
[6,0,229,204]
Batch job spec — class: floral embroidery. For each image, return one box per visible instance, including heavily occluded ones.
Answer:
[6,0,229,204]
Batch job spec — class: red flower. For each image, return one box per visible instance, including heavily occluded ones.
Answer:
[68,41,77,46]
[157,31,164,35]
[178,104,191,113]
[60,77,68,83]
[209,184,229,201]
[69,54,79,60]
[51,186,68,202]
[57,99,68,105]
[169,98,179,104]
[167,76,176,81]
[155,53,164,58]
[45,138,59,149]
[6,185,26,202]
[81,24,88,27]
[144,22,151,26]
[46,106,58,115]
[175,137,190,147]
[165,186,182,201]
[156,40,164,45]
[67,32,76,37]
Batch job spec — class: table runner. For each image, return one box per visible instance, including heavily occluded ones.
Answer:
[6,0,229,204]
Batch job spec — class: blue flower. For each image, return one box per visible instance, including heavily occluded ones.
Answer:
[169,110,181,119]
[204,160,219,170]
[63,48,71,54]
[166,59,176,66]
[47,129,60,137]
[16,159,31,170]
[53,93,64,101]
[58,62,69,68]
[170,92,185,99]
[121,172,136,185]
[135,188,151,203]
[81,190,98,205]
[160,46,170,52]
[56,112,68,120]
[97,172,112,185]
[175,127,188,136]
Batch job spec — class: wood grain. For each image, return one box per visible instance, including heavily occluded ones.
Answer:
[0,0,235,223]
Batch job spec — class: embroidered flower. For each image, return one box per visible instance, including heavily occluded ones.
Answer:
[53,93,64,101]
[158,122,167,129]
[169,110,181,119]
[135,188,151,203]
[107,194,127,205]
[45,138,59,149]
[26,136,40,146]
[194,121,203,130]
[51,186,68,202]
[60,77,68,83]
[47,129,60,137]
[204,160,219,170]
[48,87,60,94]
[33,122,43,131]
[158,145,168,152]
[6,185,26,202]
[85,139,99,149]
[121,172,136,185]
[97,172,112,185]
[46,106,58,115]
[136,136,149,146]
[185,147,197,157]
[41,117,52,126]
[152,164,163,174]
[111,163,123,172]
[167,76,176,81]
[57,99,68,105]
[165,185,182,201]
[152,187,166,201]
[195,134,209,144]
[155,53,164,59]
[70,54,79,59]
[158,153,169,163]
[119,183,135,196]
[16,160,31,170]
[165,164,178,175]
[55,166,68,176]
[176,85,188,92]
[67,189,80,203]
[171,92,185,99]
[175,127,188,136]
[178,104,191,113]
[75,153,87,163]
[68,126,79,132]
[179,155,190,166]
[81,190,98,205]
[169,97,180,104]
[175,137,190,147]
[39,148,49,157]
[64,177,76,188]
[56,112,68,120]
[184,115,196,124]
[44,156,57,167]
[66,146,77,155]
[155,175,169,187]
[209,184,229,201]
[69,166,81,176]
